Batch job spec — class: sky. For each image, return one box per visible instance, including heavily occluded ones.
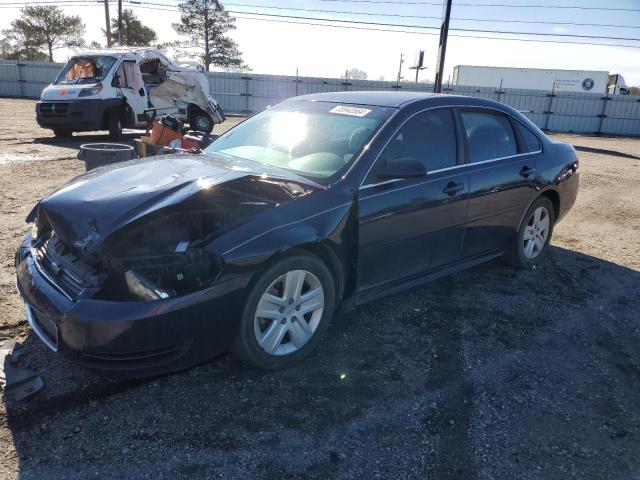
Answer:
[1,0,639,86]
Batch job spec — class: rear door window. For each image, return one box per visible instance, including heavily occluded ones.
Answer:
[460,111,517,163]
[514,121,542,153]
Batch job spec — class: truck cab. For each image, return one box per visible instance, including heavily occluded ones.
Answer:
[36,48,225,138]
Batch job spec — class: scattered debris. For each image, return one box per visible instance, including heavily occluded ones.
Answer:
[0,338,44,402]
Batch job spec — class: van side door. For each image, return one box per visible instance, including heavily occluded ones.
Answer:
[114,60,148,127]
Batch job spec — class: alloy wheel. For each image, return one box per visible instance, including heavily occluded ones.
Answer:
[254,270,325,356]
[522,206,550,259]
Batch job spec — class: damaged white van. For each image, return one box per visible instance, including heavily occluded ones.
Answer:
[36,48,225,138]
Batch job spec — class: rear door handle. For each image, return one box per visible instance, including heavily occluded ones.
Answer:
[443,181,464,196]
[519,166,536,178]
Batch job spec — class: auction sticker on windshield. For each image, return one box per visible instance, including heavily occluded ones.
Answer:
[330,105,372,117]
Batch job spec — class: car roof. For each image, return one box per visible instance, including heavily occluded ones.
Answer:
[291,90,521,116]
[293,91,443,107]
[295,90,505,107]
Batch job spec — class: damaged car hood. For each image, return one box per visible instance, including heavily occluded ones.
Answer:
[34,154,320,254]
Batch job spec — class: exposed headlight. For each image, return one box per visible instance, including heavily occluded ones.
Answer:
[79,84,103,97]
[102,212,225,300]
[30,221,39,240]
[125,270,172,301]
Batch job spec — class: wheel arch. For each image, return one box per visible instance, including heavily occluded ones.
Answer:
[539,189,560,221]
[101,100,131,129]
[518,188,560,231]
[186,102,200,116]
[291,241,348,302]
[221,200,358,306]
[253,240,350,306]
[187,103,209,120]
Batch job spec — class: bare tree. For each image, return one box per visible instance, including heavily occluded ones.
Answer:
[2,6,84,62]
[346,68,368,80]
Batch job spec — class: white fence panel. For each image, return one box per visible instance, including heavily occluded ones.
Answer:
[0,60,638,136]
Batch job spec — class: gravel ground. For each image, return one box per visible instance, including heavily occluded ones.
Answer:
[0,99,639,479]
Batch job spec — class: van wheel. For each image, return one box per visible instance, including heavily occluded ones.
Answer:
[52,129,73,138]
[107,109,123,139]
[189,109,214,134]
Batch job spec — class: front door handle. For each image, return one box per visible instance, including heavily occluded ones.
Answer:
[519,166,537,178]
[443,181,464,196]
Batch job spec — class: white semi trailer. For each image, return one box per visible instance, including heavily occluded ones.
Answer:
[452,65,619,94]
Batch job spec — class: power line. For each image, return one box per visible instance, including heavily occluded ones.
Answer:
[0,1,71,3]
[316,0,640,12]
[226,13,640,49]
[3,0,640,13]
[3,0,639,49]
[0,0,91,3]
[5,0,639,30]
[222,2,640,30]
[125,3,640,42]
[123,2,640,48]
[0,1,99,6]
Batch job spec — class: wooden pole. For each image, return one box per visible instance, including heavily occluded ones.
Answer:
[104,0,112,47]
[433,0,452,93]
[118,0,123,45]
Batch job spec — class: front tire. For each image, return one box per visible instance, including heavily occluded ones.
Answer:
[52,129,72,138]
[504,196,555,269]
[107,109,123,139]
[233,253,336,369]
[189,109,214,134]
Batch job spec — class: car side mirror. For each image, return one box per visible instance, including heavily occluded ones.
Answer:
[139,88,145,97]
[379,157,427,179]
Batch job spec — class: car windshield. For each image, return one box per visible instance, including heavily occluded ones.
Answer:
[54,56,117,85]
[205,100,392,182]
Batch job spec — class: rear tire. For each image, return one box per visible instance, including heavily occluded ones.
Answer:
[189,109,214,134]
[504,196,555,269]
[52,129,72,138]
[107,109,123,139]
[233,253,335,369]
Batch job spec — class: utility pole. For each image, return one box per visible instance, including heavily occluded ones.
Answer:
[396,53,404,87]
[118,0,123,45]
[104,0,112,47]
[433,0,452,93]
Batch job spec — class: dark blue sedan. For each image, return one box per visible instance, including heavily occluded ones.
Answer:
[16,92,579,377]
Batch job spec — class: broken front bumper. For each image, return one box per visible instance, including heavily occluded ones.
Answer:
[15,234,244,379]
[35,99,120,131]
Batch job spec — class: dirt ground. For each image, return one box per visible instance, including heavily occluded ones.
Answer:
[0,98,639,479]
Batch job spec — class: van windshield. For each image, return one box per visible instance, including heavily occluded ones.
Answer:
[54,56,117,85]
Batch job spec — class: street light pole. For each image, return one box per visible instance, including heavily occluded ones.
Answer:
[433,0,452,93]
